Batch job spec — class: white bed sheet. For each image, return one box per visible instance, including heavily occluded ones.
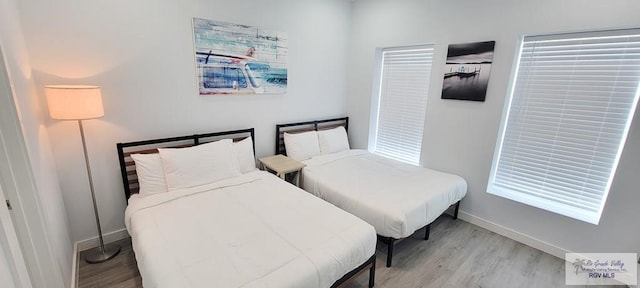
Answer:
[301,149,467,239]
[125,170,376,288]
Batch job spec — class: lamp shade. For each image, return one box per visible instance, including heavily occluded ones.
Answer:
[45,85,104,120]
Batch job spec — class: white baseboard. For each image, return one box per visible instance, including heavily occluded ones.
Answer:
[457,212,638,287]
[75,228,130,252]
[457,211,567,259]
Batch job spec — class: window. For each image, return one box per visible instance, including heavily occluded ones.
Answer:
[488,28,640,224]
[370,45,434,165]
[202,66,247,89]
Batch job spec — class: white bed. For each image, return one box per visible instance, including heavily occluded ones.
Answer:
[117,129,377,288]
[125,171,376,288]
[301,149,467,240]
[276,118,468,267]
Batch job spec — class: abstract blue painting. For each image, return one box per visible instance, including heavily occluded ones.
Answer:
[192,18,288,95]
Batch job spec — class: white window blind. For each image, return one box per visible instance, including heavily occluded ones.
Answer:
[488,28,640,224]
[372,45,434,165]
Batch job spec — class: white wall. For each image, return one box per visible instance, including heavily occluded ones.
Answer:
[0,0,73,286]
[347,0,640,255]
[14,0,638,265]
[16,0,352,243]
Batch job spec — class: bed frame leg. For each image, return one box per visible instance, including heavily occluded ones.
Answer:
[386,237,395,267]
[368,255,376,287]
[453,201,460,220]
[424,224,431,240]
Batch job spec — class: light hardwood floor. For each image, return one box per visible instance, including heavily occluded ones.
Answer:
[77,238,141,288]
[78,215,618,288]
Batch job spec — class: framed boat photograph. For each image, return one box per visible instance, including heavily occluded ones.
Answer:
[192,18,288,95]
[441,41,495,101]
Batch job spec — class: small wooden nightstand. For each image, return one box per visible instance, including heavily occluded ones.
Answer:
[258,155,306,187]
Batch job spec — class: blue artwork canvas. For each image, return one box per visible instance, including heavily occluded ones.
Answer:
[192,18,288,95]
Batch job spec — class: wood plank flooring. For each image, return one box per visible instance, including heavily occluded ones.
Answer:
[77,238,141,288]
[77,215,618,288]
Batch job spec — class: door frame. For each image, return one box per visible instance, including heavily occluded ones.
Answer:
[0,183,31,288]
[0,42,64,288]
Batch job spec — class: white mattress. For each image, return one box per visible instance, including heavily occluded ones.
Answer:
[125,171,376,288]
[302,150,467,239]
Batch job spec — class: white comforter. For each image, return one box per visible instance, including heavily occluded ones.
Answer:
[302,150,467,239]
[125,171,376,288]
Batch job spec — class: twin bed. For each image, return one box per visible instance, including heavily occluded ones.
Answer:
[117,117,467,287]
[276,117,467,267]
[117,129,376,288]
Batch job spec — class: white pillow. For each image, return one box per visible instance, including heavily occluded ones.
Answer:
[130,153,168,197]
[318,126,350,154]
[284,130,321,161]
[233,136,256,173]
[158,139,241,190]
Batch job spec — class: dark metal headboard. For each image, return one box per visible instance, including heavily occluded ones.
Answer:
[275,117,348,155]
[116,128,255,201]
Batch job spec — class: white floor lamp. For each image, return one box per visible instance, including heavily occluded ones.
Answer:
[45,85,120,264]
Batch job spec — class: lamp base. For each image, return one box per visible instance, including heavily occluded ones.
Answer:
[84,242,121,264]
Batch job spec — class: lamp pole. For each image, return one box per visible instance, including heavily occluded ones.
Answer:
[79,120,103,250]
[79,120,120,264]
